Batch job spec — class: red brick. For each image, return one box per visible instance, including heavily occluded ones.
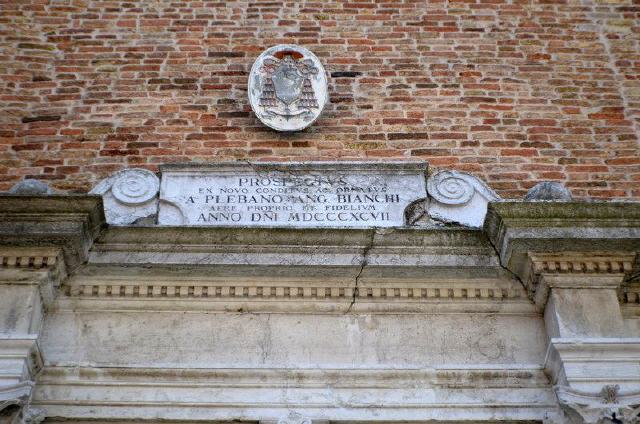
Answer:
[0,0,637,201]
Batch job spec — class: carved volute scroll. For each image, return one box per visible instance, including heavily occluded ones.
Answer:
[426,169,501,227]
[90,168,160,225]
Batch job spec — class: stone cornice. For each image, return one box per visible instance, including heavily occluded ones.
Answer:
[528,253,635,277]
[621,285,640,308]
[1,196,639,288]
[484,202,640,284]
[72,226,524,313]
[0,195,105,270]
[56,274,532,314]
[0,247,62,271]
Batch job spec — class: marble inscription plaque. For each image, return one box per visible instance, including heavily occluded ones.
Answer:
[158,162,427,228]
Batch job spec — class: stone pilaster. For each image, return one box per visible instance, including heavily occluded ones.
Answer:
[485,202,640,424]
[521,252,639,388]
[0,247,64,424]
[0,195,105,423]
[524,252,633,338]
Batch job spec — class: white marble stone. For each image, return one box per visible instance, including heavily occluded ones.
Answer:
[40,310,546,368]
[426,169,500,227]
[249,45,328,132]
[277,411,312,424]
[90,168,159,225]
[545,338,640,392]
[158,162,427,228]
[33,365,554,422]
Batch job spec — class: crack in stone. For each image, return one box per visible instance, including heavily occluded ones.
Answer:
[346,228,377,313]
[405,198,428,226]
[427,213,467,228]
[484,228,529,299]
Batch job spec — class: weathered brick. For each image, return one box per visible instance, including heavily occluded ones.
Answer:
[0,0,637,200]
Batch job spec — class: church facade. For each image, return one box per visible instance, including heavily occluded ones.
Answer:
[1,1,639,423]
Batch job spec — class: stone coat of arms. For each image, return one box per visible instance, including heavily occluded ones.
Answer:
[249,45,328,131]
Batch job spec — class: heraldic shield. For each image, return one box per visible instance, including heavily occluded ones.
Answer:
[272,58,304,106]
[248,45,328,132]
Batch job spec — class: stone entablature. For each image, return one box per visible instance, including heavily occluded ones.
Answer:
[0,195,637,423]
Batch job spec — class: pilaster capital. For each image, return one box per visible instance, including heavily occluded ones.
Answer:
[555,385,640,424]
[523,252,635,308]
[0,247,66,307]
[0,381,44,424]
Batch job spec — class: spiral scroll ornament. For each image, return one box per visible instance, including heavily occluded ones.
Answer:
[111,169,159,205]
[426,170,475,205]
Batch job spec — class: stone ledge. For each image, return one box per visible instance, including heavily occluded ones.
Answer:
[544,337,640,390]
[0,195,106,270]
[0,336,42,384]
[33,366,554,422]
[484,202,640,282]
[37,365,549,388]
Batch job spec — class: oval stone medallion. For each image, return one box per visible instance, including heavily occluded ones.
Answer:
[248,45,328,132]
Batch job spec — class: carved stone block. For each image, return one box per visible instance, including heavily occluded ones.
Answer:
[90,168,159,225]
[249,45,328,132]
[426,169,500,227]
[158,161,427,228]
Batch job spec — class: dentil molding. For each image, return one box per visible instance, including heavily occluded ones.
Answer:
[523,252,636,308]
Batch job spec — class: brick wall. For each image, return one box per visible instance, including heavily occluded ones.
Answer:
[1,0,639,199]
